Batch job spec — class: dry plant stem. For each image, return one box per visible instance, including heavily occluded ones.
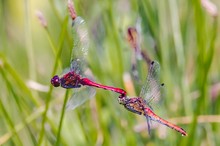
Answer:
[68,0,77,20]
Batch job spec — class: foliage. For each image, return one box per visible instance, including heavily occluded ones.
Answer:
[0,0,219,145]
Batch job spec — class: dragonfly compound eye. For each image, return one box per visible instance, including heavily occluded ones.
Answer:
[51,75,60,87]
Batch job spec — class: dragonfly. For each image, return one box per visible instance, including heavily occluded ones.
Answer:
[51,14,126,110]
[118,61,187,136]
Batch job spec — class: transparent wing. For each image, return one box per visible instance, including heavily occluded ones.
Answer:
[61,67,71,75]
[66,68,96,110]
[66,86,96,110]
[139,61,162,106]
[70,16,89,74]
[146,115,152,135]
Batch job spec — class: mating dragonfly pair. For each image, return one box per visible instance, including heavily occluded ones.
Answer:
[51,13,187,136]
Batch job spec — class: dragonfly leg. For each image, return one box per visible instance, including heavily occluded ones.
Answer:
[61,84,81,89]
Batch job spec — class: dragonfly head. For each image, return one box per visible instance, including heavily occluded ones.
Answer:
[51,75,60,87]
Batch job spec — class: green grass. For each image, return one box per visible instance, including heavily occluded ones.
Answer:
[0,0,220,145]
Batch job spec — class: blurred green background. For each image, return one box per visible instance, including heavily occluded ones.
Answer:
[1,0,220,145]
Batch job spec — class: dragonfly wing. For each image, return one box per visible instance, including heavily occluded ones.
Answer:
[139,61,163,106]
[146,115,152,135]
[66,86,96,110]
[60,67,71,76]
[70,16,89,74]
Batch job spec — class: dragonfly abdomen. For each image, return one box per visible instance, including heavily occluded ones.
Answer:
[145,108,187,136]
[80,78,127,95]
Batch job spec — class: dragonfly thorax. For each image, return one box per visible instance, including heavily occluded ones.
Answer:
[60,71,82,88]
[122,97,146,115]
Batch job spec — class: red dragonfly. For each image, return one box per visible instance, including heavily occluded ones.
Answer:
[118,61,187,136]
[51,15,126,110]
